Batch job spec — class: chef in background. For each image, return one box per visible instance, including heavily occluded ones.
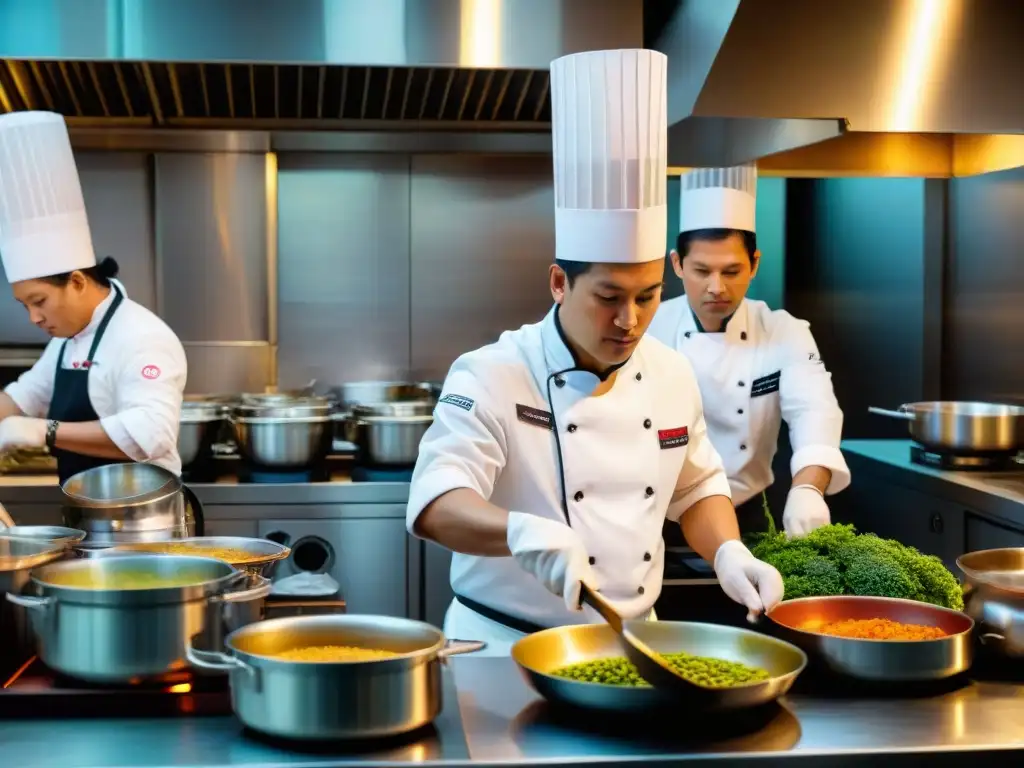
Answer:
[0,111,187,484]
[647,164,849,537]
[406,50,784,655]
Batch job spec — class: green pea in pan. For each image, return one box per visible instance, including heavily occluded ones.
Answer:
[511,620,807,714]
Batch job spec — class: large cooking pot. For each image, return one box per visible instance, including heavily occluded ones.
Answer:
[186,614,484,740]
[868,401,1024,454]
[0,538,66,665]
[6,554,271,683]
[957,548,1024,658]
[230,415,334,469]
[179,401,226,468]
[61,463,205,544]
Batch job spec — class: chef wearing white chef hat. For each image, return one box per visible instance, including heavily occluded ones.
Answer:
[648,163,850,537]
[0,111,187,483]
[406,51,783,655]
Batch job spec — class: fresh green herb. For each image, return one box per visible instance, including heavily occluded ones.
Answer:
[745,499,963,611]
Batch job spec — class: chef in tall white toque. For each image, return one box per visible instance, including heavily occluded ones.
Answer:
[0,111,187,483]
[647,163,850,538]
[406,51,784,655]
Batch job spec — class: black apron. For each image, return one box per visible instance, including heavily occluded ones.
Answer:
[47,286,131,485]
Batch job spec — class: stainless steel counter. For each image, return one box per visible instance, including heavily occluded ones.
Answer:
[841,439,1024,527]
[3,656,1024,767]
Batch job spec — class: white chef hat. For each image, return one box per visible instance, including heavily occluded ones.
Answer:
[678,163,758,234]
[550,49,668,264]
[0,111,96,284]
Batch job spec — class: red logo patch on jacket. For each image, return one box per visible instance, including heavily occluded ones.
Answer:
[658,426,689,449]
[141,365,161,380]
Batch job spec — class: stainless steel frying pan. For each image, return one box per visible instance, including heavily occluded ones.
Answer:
[868,401,1024,453]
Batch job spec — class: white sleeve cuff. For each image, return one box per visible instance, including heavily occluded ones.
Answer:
[406,467,482,536]
[791,445,851,495]
[99,414,148,463]
[667,473,733,522]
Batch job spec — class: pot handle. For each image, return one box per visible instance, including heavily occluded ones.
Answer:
[437,639,487,661]
[216,574,272,604]
[6,593,52,611]
[182,483,205,537]
[867,406,915,421]
[186,645,256,680]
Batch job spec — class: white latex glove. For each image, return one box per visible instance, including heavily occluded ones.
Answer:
[782,485,831,538]
[506,511,596,612]
[0,416,47,452]
[714,539,785,623]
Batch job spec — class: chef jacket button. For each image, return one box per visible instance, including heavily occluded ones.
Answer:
[738,380,745,387]
[574,491,584,502]
[643,418,652,429]
[741,331,748,341]
[637,585,645,595]
[643,552,652,562]
[740,444,747,451]
[554,376,566,388]
[684,331,692,338]
[589,556,596,565]
[738,408,744,415]
[645,486,654,497]
[568,423,578,433]
[635,372,642,381]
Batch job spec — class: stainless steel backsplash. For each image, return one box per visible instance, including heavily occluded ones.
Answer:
[0,148,560,393]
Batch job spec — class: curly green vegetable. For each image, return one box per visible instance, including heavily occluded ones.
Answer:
[745,495,964,611]
[551,652,770,688]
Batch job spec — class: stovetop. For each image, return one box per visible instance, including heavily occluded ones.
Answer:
[909,444,1024,473]
[0,657,232,719]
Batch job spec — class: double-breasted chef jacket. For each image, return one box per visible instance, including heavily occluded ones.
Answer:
[407,305,733,642]
[4,279,188,477]
[647,296,850,508]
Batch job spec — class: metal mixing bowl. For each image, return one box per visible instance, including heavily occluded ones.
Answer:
[766,595,974,681]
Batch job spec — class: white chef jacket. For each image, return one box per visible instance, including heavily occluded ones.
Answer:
[647,297,850,507]
[4,280,187,475]
[407,306,732,650]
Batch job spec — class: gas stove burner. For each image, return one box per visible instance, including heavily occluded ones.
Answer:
[351,466,414,483]
[0,657,231,719]
[246,469,315,484]
[910,445,1022,472]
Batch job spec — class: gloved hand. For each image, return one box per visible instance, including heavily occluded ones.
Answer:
[782,485,831,538]
[713,539,785,622]
[506,511,596,612]
[0,416,47,452]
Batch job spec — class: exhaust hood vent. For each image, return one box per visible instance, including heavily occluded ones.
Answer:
[0,61,551,128]
[651,0,1024,176]
[0,0,642,132]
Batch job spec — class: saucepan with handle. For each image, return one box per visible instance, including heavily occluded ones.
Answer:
[511,583,806,714]
[868,401,1024,454]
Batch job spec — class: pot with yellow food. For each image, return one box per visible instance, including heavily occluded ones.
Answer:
[186,613,485,740]
[5,553,271,683]
[103,535,291,577]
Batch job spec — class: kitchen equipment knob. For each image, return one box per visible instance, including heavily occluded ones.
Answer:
[929,513,944,534]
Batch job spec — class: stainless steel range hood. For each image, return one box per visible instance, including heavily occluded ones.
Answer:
[0,0,639,146]
[654,0,1024,176]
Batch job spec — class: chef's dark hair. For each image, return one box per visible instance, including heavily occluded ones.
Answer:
[676,229,757,264]
[554,259,594,287]
[38,257,120,289]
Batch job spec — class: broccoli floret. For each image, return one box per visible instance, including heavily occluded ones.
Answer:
[760,543,819,575]
[843,551,922,599]
[801,522,858,555]
[909,553,965,611]
[803,556,845,593]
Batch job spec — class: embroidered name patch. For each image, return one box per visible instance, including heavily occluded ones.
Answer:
[658,426,689,449]
[516,404,554,431]
[750,370,781,398]
[438,393,474,411]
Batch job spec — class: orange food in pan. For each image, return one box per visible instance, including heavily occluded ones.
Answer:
[805,617,948,640]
